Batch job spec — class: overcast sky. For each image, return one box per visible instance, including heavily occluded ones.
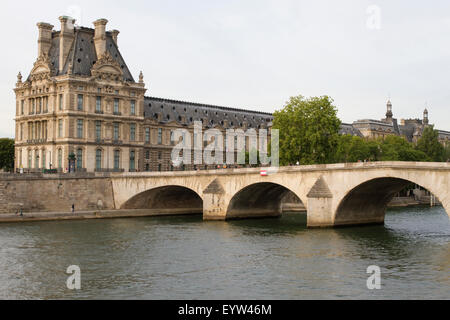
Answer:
[1,0,449,137]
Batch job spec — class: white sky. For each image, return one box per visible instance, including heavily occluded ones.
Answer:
[1,0,450,137]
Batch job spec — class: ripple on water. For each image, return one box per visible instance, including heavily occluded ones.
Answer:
[0,206,448,299]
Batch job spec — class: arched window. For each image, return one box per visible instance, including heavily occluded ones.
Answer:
[96,149,102,170]
[35,150,39,169]
[42,150,46,169]
[28,150,32,169]
[129,150,135,171]
[114,149,120,170]
[76,148,83,169]
[57,149,62,169]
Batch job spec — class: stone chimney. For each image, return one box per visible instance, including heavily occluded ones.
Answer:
[110,29,119,46]
[59,16,76,73]
[36,22,54,57]
[93,18,108,57]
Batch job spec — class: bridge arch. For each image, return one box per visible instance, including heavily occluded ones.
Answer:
[333,175,450,227]
[226,182,305,219]
[121,185,203,216]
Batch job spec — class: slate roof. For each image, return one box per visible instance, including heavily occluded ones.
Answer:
[144,96,274,129]
[41,27,134,81]
[340,123,363,137]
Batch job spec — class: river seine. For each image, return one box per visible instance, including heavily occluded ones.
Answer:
[0,206,448,299]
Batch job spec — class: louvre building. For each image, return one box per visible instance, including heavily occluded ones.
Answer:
[13,17,272,173]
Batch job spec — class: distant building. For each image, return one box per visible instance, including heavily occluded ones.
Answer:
[340,100,450,146]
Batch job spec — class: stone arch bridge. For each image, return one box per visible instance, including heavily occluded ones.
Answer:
[111,161,450,227]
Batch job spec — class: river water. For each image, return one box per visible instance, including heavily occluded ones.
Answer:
[0,206,448,300]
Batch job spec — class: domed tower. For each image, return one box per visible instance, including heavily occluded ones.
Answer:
[423,108,429,126]
[385,99,393,123]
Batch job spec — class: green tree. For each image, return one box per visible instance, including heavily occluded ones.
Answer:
[0,138,15,171]
[444,144,450,162]
[272,95,341,165]
[416,126,445,162]
[380,135,429,161]
[335,135,371,162]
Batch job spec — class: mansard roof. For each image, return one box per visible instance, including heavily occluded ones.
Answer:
[41,27,134,82]
[339,123,363,137]
[144,96,273,128]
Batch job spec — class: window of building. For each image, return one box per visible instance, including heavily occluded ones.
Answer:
[96,96,102,112]
[77,94,84,111]
[145,127,150,143]
[114,98,119,114]
[130,100,136,115]
[113,123,119,140]
[96,149,102,170]
[21,100,24,115]
[37,98,42,114]
[57,149,62,169]
[145,164,149,171]
[158,164,161,172]
[28,151,32,168]
[77,119,83,138]
[76,148,83,169]
[158,128,162,145]
[59,94,63,111]
[114,150,120,170]
[58,119,63,138]
[129,150,135,171]
[20,123,23,140]
[44,97,48,113]
[130,123,136,141]
[31,99,35,114]
[145,150,150,160]
[158,151,162,160]
[35,152,39,169]
[95,121,101,140]
[42,151,46,169]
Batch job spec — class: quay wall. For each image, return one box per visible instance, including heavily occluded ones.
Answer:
[0,173,115,213]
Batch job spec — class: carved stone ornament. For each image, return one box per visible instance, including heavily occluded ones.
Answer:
[29,53,54,81]
[91,52,124,82]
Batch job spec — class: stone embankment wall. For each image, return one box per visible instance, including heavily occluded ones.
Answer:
[0,173,115,213]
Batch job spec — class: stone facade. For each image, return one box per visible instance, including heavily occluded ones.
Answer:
[14,17,273,173]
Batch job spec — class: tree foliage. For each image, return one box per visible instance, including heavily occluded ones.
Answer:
[445,144,450,162]
[334,135,429,163]
[272,95,341,165]
[271,94,447,165]
[0,138,14,171]
[416,126,445,162]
